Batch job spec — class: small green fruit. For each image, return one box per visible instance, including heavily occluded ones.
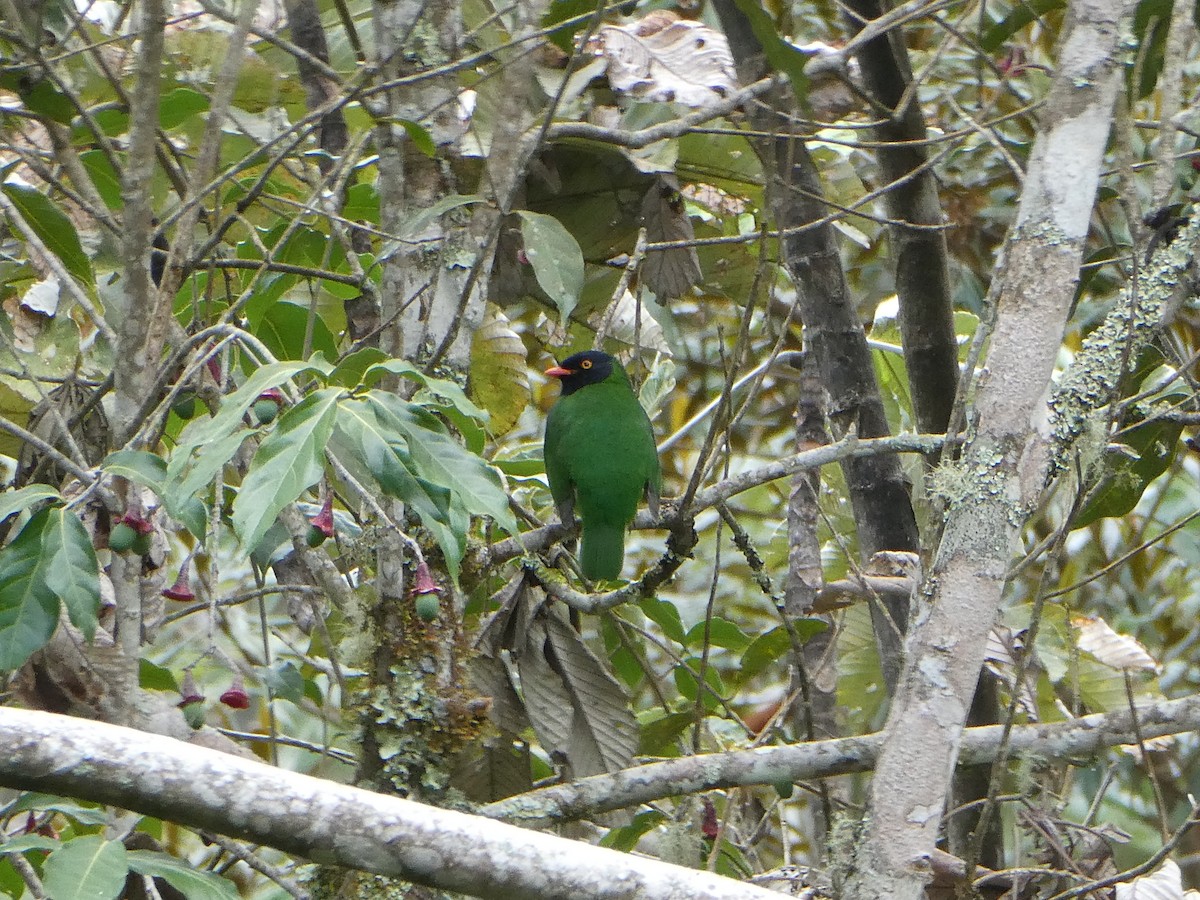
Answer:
[254,398,279,424]
[172,393,197,419]
[415,593,439,622]
[305,524,328,548]
[773,780,794,800]
[181,701,205,729]
[132,532,152,555]
[109,522,137,553]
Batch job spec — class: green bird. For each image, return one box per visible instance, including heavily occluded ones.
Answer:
[543,350,662,581]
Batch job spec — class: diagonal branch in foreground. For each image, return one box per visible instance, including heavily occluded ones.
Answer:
[0,709,779,900]
[2,697,1197,887]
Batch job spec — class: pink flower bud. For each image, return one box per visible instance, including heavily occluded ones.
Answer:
[310,494,335,539]
[219,676,250,710]
[162,562,195,602]
[411,560,440,596]
[178,671,204,707]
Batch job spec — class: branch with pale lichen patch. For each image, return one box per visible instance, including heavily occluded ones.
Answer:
[1049,218,1199,472]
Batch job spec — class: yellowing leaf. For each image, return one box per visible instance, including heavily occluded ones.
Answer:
[1072,614,1160,673]
[469,304,530,436]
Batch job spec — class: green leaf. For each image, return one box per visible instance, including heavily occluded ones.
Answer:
[250,519,293,567]
[166,361,331,515]
[366,392,518,535]
[256,300,339,362]
[674,657,724,709]
[686,617,751,652]
[333,399,462,576]
[101,449,167,493]
[79,150,122,211]
[639,596,686,645]
[730,0,810,101]
[232,388,342,552]
[158,87,210,129]
[265,661,305,704]
[7,794,108,824]
[739,626,792,681]
[329,347,389,388]
[599,809,668,852]
[43,835,127,900]
[20,79,75,124]
[343,182,380,224]
[374,194,484,250]
[40,507,99,640]
[0,510,59,671]
[0,485,60,523]
[516,211,584,323]
[981,0,1067,51]
[139,658,179,692]
[0,835,60,854]
[362,358,490,423]
[2,183,94,286]
[395,119,435,157]
[129,850,240,900]
[638,711,693,755]
[167,429,249,525]
[542,0,595,50]
[492,456,546,478]
[1075,409,1185,528]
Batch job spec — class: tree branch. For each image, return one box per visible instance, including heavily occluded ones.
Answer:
[0,709,781,900]
[848,0,1139,894]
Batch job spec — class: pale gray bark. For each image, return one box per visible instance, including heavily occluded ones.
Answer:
[0,709,781,900]
[843,0,1139,896]
[480,693,1200,828]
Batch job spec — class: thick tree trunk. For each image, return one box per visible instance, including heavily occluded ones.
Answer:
[843,0,1138,895]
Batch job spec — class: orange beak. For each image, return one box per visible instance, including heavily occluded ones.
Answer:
[544,365,571,378]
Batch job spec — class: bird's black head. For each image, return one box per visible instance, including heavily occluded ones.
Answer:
[545,350,614,396]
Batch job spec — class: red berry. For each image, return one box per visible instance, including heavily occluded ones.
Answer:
[178,671,204,707]
[411,560,439,596]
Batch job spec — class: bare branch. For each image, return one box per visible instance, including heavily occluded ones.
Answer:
[0,708,783,900]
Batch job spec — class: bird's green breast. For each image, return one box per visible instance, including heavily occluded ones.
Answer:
[545,375,659,527]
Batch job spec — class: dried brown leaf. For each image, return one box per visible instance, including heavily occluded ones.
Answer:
[517,609,638,778]
[1073,614,1160,673]
[1117,860,1183,900]
[640,176,701,300]
[597,20,737,107]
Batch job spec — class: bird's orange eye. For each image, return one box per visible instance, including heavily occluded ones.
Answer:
[580,359,593,369]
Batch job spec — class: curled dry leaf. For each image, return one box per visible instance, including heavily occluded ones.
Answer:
[592,290,669,354]
[1117,859,1182,900]
[792,40,862,123]
[1072,614,1161,673]
[597,19,738,107]
[3,296,45,353]
[983,623,1038,718]
[1118,733,1177,764]
[640,175,701,300]
[20,276,60,317]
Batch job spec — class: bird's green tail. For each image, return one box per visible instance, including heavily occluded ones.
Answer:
[581,522,625,581]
